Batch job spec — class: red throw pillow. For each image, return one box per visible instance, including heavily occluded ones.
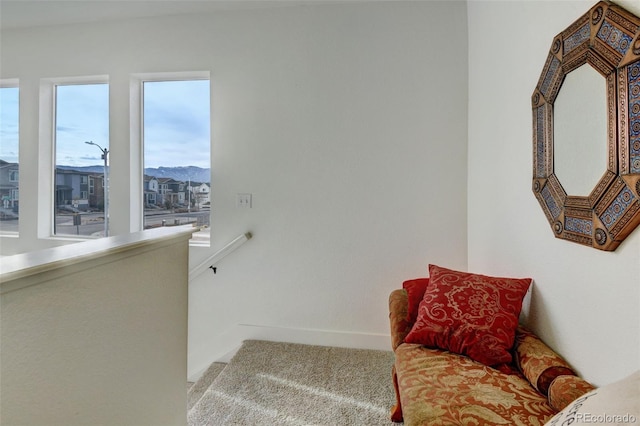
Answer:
[402,278,430,324]
[404,264,531,367]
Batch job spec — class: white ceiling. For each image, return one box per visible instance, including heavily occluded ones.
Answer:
[0,0,340,30]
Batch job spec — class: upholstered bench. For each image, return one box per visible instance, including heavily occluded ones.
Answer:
[389,265,596,425]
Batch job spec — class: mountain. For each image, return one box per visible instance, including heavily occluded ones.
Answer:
[144,166,210,183]
[56,165,210,183]
[56,165,105,174]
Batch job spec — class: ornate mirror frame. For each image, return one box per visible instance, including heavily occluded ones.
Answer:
[532,1,640,251]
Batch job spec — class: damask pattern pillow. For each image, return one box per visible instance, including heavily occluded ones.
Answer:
[404,264,532,367]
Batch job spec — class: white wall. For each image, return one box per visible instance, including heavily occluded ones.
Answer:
[468,0,640,387]
[1,227,192,426]
[6,0,634,391]
[0,2,469,378]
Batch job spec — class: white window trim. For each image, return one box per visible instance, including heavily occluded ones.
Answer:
[0,79,20,237]
[39,75,109,240]
[131,71,211,247]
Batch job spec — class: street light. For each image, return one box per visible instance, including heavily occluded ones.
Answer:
[85,141,109,237]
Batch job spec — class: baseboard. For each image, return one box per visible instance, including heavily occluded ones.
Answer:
[187,324,391,381]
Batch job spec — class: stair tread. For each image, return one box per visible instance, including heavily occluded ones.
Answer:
[187,362,227,411]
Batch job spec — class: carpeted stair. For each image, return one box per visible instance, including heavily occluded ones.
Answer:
[187,340,396,426]
[188,362,228,411]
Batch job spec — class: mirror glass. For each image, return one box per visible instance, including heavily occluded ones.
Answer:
[553,64,607,196]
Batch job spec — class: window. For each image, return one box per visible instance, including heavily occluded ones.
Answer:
[141,78,211,243]
[0,84,19,233]
[54,83,109,237]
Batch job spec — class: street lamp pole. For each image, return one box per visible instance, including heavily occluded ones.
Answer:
[85,141,109,237]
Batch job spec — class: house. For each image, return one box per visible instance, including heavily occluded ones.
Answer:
[88,173,106,210]
[144,175,190,208]
[189,182,210,208]
[0,159,19,216]
[168,179,188,206]
[143,175,159,207]
[2,165,105,213]
[1,1,638,423]
[54,168,91,211]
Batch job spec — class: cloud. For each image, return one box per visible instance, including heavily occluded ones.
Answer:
[1,80,210,169]
[55,125,78,133]
[55,83,110,166]
[142,79,210,168]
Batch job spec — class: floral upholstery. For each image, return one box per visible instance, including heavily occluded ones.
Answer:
[547,375,596,412]
[389,286,594,425]
[389,289,411,351]
[514,326,576,395]
[390,364,404,422]
[394,343,556,425]
[545,371,638,426]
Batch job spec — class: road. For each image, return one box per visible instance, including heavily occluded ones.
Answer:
[0,210,210,236]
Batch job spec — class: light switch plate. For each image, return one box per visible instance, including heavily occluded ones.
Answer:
[237,193,252,208]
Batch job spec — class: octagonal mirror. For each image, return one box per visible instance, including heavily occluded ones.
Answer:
[532,0,640,251]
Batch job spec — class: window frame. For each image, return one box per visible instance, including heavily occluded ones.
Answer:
[39,75,109,240]
[132,71,211,246]
[0,80,20,236]
[31,72,211,245]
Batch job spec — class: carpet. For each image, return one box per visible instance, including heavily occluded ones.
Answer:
[188,340,397,426]
[188,362,228,411]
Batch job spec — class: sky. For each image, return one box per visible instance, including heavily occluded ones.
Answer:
[0,79,211,169]
[0,86,19,163]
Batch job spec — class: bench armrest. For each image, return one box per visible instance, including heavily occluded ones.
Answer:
[389,289,412,351]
